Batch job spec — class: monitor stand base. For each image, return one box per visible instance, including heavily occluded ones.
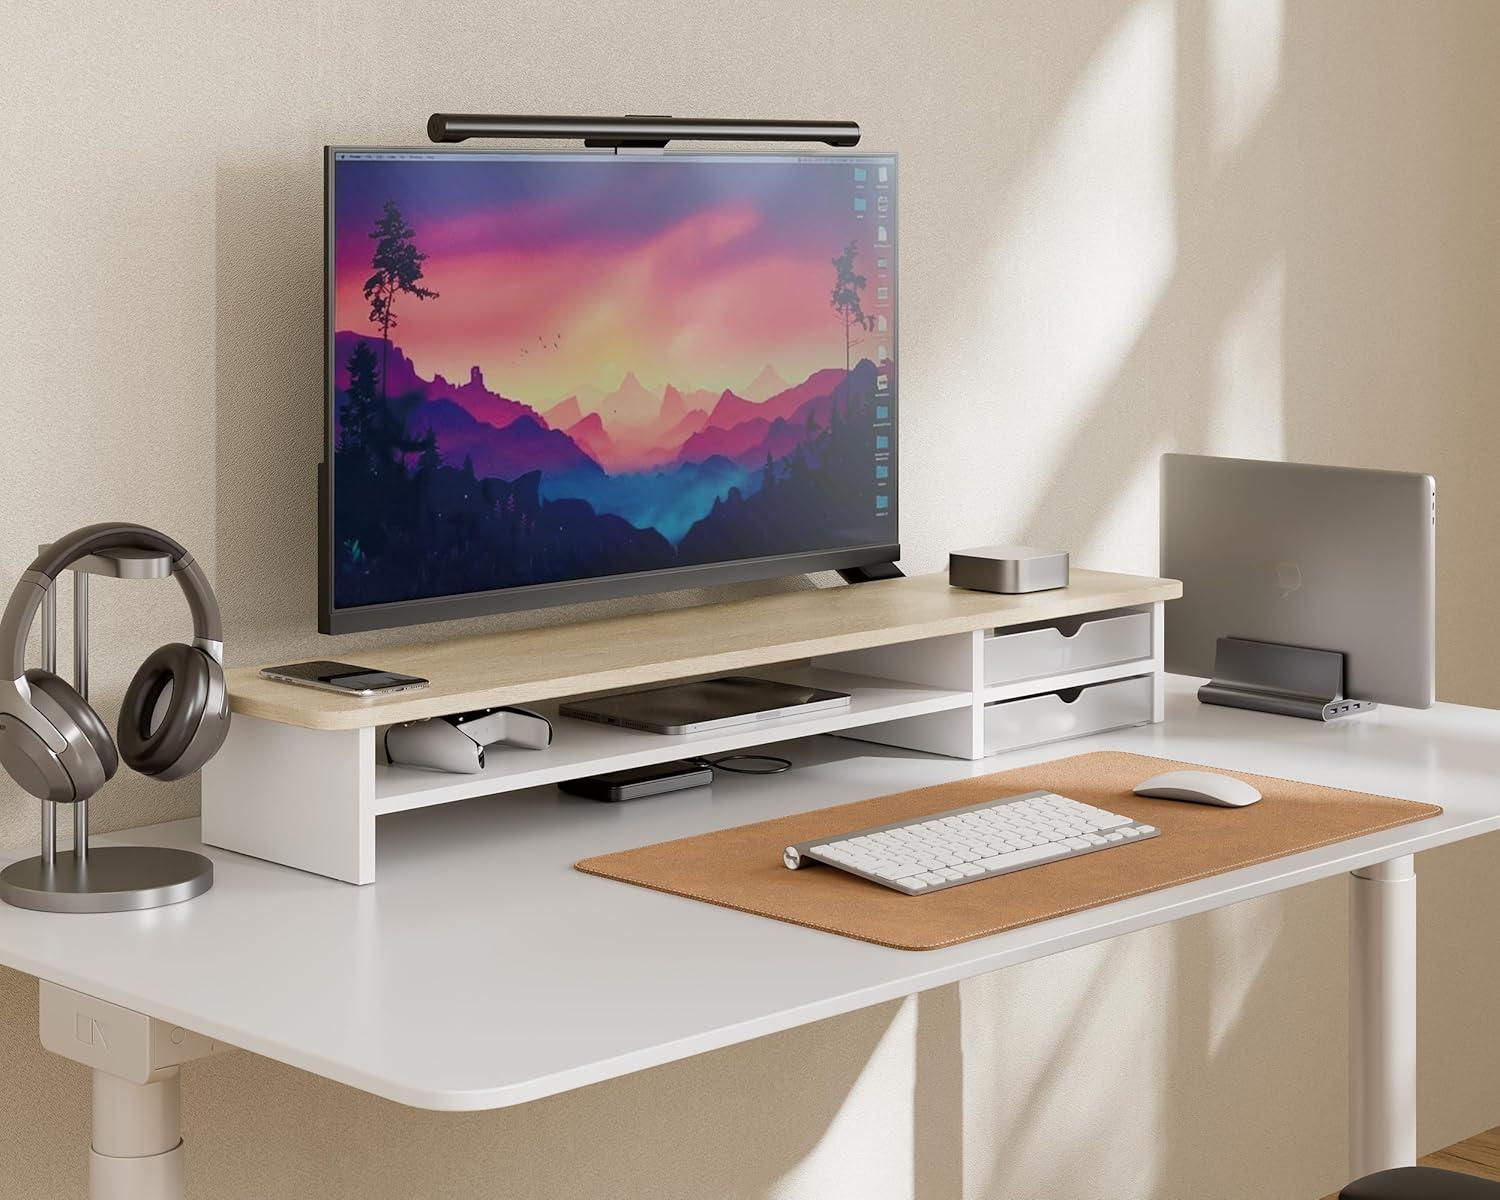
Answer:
[836,562,905,585]
[1198,636,1376,722]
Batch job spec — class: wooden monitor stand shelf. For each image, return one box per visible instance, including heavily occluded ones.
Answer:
[202,570,1181,883]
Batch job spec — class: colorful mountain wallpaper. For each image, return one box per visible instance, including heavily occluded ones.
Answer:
[330,153,897,608]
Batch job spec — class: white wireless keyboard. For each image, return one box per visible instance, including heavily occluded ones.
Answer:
[783,790,1158,894]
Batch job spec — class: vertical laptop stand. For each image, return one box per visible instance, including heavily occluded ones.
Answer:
[1197,636,1376,722]
[0,547,214,912]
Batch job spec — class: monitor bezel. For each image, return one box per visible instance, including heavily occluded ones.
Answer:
[320,146,899,635]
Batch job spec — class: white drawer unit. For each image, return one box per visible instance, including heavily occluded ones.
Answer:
[984,610,1153,688]
[983,675,1155,756]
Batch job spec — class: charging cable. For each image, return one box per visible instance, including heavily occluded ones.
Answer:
[691,753,792,776]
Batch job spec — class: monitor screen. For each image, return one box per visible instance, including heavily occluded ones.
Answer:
[323,148,898,632]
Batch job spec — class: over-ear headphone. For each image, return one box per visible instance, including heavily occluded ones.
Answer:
[0,523,230,804]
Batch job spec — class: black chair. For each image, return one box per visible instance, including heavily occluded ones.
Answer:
[1341,1167,1500,1199]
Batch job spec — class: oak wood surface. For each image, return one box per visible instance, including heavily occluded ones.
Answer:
[227,569,1181,731]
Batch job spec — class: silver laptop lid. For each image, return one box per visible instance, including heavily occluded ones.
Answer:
[1161,454,1435,708]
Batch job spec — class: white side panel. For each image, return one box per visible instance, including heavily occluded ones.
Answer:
[1151,601,1167,723]
[833,631,984,758]
[842,706,986,760]
[201,717,376,884]
[814,631,983,689]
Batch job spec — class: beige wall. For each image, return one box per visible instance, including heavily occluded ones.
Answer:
[1,1,1497,1196]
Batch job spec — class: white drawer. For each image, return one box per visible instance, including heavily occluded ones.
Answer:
[984,610,1152,687]
[983,675,1154,756]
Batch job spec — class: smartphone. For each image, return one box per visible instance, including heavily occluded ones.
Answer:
[259,660,429,697]
[558,760,713,803]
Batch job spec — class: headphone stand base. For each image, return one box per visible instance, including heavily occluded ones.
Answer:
[0,846,212,913]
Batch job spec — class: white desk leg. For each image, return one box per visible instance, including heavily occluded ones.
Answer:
[90,1071,184,1200]
[39,981,227,1200]
[1349,855,1417,1180]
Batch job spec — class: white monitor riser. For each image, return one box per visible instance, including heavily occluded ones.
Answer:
[201,571,1176,883]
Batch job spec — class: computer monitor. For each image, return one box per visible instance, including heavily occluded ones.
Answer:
[321,148,899,634]
[1161,454,1436,716]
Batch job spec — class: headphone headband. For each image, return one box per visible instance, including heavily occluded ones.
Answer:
[1,523,224,681]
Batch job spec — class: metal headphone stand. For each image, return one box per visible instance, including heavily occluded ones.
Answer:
[0,547,214,912]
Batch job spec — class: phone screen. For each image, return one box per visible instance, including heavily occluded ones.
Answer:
[323,671,420,691]
[262,661,426,691]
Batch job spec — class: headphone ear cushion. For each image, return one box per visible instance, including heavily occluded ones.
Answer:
[24,668,119,782]
[118,643,218,778]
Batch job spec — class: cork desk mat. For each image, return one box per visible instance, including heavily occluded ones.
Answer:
[574,751,1442,951]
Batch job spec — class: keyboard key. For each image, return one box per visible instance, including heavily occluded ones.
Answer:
[988,844,1068,871]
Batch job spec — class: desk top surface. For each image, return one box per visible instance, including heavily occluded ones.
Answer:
[226,569,1181,730]
[0,677,1496,1111]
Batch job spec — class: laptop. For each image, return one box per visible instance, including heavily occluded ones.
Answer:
[1161,454,1436,708]
[560,676,851,735]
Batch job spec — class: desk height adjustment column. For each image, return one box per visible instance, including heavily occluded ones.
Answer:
[39,982,228,1200]
[1348,855,1417,1179]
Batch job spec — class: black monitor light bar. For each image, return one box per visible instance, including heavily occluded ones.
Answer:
[426,113,861,151]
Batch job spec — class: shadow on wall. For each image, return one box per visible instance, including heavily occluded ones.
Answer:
[187,0,1500,1196]
[960,880,1350,1199]
[935,0,1498,707]
[205,0,1170,673]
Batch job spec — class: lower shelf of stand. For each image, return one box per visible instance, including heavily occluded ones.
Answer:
[372,667,971,815]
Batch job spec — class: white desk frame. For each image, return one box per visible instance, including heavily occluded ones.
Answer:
[5,677,1496,1198]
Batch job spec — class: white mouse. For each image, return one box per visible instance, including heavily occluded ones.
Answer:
[1132,770,1261,807]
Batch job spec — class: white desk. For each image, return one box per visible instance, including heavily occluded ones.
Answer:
[3,676,1498,1197]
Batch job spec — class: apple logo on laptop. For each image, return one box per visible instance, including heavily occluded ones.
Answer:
[1274,561,1302,597]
